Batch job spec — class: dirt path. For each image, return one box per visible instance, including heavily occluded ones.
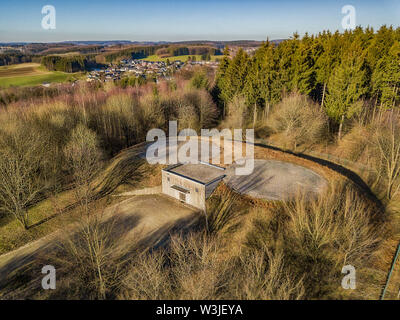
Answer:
[0,194,197,294]
[115,186,162,196]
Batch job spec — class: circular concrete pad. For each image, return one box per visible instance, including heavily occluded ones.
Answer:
[224,159,327,200]
[142,137,219,163]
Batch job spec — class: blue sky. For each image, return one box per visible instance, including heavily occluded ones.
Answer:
[0,0,399,42]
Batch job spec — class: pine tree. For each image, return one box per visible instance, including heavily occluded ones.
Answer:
[213,26,398,128]
[215,46,231,104]
[315,31,341,107]
[325,46,368,140]
[292,34,316,95]
[221,48,249,102]
[275,35,299,94]
[381,42,400,110]
[371,41,400,113]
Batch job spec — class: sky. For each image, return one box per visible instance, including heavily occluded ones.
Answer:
[0,0,399,42]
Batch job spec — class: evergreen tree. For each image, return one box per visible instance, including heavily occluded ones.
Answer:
[315,31,341,106]
[291,34,316,95]
[215,46,231,104]
[213,26,399,129]
[324,46,368,140]
[220,48,249,102]
[244,41,279,110]
[380,42,400,110]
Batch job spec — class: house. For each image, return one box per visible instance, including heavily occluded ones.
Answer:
[162,162,226,211]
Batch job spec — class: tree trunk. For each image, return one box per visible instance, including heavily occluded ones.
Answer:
[223,101,226,118]
[372,96,378,121]
[338,114,345,141]
[378,101,383,121]
[392,85,398,110]
[321,82,327,108]
[253,104,257,128]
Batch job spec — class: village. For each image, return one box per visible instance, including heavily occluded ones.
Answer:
[86,58,219,83]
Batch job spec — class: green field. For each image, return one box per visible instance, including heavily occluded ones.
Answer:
[0,63,83,88]
[140,54,221,62]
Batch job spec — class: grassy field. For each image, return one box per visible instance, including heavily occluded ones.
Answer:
[141,54,221,62]
[51,52,81,57]
[0,63,83,88]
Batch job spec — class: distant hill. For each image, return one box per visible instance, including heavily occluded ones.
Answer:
[0,39,286,47]
[0,39,288,67]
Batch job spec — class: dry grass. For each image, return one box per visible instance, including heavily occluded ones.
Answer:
[225,245,305,300]
[115,180,388,300]
[0,78,217,247]
[34,205,140,300]
[120,232,304,300]
[335,113,400,202]
[205,184,246,235]
[242,181,387,299]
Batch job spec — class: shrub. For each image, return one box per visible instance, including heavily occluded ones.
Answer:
[268,93,329,151]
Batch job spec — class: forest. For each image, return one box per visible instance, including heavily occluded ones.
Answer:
[0,53,34,66]
[41,54,104,73]
[104,46,160,62]
[156,45,222,58]
[215,26,399,139]
[104,45,222,63]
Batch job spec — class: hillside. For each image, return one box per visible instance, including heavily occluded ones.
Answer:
[0,63,82,88]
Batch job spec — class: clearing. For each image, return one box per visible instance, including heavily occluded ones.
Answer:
[0,63,82,88]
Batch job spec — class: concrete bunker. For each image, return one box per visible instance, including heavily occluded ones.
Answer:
[162,162,226,210]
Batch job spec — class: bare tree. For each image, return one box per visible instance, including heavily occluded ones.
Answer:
[0,129,46,229]
[229,245,305,300]
[51,208,130,300]
[374,117,400,199]
[64,124,103,215]
[268,93,328,151]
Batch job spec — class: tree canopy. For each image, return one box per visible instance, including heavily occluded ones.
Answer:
[215,26,400,130]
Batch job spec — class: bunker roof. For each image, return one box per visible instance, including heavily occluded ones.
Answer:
[163,162,226,185]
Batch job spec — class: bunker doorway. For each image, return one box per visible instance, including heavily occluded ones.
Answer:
[179,192,186,203]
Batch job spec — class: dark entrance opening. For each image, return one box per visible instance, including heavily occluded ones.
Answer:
[179,192,186,202]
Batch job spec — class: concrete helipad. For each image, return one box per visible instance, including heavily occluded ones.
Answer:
[142,137,220,163]
[224,159,327,200]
